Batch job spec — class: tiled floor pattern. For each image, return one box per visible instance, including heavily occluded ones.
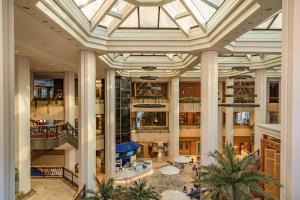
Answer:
[27,156,198,199]
[27,178,76,200]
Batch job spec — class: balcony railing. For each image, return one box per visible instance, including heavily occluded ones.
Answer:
[131,97,169,104]
[31,166,79,188]
[134,126,169,133]
[179,97,201,103]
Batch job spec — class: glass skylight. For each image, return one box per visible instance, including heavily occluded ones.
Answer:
[73,0,224,33]
[254,11,282,30]
[76,0,104,20]
[139,7,159,28]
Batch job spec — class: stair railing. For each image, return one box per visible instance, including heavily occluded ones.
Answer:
[31,166,79,188]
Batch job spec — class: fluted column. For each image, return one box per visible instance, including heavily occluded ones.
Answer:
[225,78,234,145]
[254,69,267,151]
[169,77,179,159]
[218,81,224,150]
[281,0,300,199]
[201,51,219,165]
[64,71,77,171]
[105,69,116,181]
[64,71,76,127]
[79,51,96,190]
[0,0,15,199]
[15,56,31,194]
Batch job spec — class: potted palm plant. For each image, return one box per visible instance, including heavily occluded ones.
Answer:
[195,143,279,200]
[125,180,160,200]
[84,178,114,200]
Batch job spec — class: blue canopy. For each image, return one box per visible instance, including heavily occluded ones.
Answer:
[116,141,140,153]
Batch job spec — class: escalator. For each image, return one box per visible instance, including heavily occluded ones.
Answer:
[30,122,78,150]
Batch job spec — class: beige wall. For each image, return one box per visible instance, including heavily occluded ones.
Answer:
[31,101,104,120]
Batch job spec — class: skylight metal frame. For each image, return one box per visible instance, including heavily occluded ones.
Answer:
[73,0,225,35]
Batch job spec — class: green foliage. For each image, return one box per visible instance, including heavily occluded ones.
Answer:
[15,168,19,183]
[125,180,160,200]
[84,178,114,200]
[195,143,279,200]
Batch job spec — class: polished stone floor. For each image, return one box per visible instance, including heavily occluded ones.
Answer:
[115,155,198,194]
[27,178,76,200]
[27,156,198,199]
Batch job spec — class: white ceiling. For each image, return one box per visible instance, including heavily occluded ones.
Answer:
[14,0,282,79]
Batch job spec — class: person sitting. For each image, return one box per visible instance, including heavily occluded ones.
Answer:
[183,186,188,193]
[188,187,200,200]
[192,165,197,171]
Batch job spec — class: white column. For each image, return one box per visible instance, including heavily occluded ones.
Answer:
[225,78,234,145]
[65,149,76,171]
[254,69,267,151]
[281,0,300,199]
[169,77,179,159]
[0,0,15,199]
[201,51,219,165]
[64,71,77,171]
[218,81,224,150]
[30,72,33,101]
[79,51,96,190]
[105,69,116,181]
[15,56,31,194]
[64,71,76,126]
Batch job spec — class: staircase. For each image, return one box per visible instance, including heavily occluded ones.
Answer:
[30,122,78,150]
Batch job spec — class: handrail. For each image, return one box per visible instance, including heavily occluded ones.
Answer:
[30,122,78,139]
[31,166,79,188]
[73,185,86,200]
[30,122,79,149]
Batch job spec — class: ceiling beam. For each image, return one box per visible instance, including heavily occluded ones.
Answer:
[108,11,123,20]
[107,4,136,36]
[78,0,96,9]
[174,11,190,20]
[180,0,207,32]
[161,6,190,37]
[90,0,118,31]
[200,0,218,9]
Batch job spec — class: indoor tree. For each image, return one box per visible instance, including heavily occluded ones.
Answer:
[84,178,114,200]
[125,180,160,200]
[195,143,278,200]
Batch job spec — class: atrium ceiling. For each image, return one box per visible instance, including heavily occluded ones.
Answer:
[14,0,282,78]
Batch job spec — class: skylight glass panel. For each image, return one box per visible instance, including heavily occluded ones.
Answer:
[159,9,177,28]
[120,8,138,28]
[270,12,282,29]
[177,16,197,33]
[255,17,273,29]
[79,0,104,20]
[207,0,224,7]
[99,15,114,27]
[111,0,127,13]
[164,0,187,18]
[139,7,159,28]
[185,0,206,24]
[191,0,216,21]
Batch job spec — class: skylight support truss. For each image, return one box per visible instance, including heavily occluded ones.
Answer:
[90,0,118,31]
[107,3,136,35]
[180,0,206,32]
[161,6,189,36]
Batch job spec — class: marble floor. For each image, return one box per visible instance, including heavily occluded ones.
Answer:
[26,156,198,199]
[27,178,76,200]
[115,156,198,194]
